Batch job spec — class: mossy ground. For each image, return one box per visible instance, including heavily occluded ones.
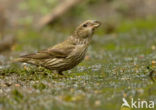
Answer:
[0,18,156,110]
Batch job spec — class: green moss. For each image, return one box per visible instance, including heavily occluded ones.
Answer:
[12,89,24,102]
[33,82,47,90]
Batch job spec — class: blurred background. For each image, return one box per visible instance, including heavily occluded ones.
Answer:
[0,0,156,53]
[0,0,156,110]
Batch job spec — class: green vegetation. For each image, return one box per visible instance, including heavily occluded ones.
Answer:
[116,17,156,33]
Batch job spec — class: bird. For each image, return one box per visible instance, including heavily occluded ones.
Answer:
[14,20,101,75]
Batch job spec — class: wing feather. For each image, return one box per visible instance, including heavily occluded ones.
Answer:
[21,44,75,59]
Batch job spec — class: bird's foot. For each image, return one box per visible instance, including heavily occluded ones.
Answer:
[58,71,64,76]
[58,71,67,78]
[51,71,67,78]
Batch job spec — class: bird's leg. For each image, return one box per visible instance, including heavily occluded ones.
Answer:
[58,71,67,78]
[58,71,64,75]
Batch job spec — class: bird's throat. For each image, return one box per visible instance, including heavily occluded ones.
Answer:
[70,36,91,45]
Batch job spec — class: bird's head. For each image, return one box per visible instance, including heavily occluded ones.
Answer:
[74,20,101,39]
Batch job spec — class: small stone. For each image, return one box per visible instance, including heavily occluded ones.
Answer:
[152,61,156,67]
[15,84,20,87]
[85,55,90,60]
[95,100,101,106]
[123,93,127,97]
[152,45,156,50]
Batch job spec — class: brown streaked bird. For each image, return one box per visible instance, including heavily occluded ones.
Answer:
[15,20,101,75]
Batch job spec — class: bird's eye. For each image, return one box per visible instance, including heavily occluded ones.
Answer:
[83,24,87,27]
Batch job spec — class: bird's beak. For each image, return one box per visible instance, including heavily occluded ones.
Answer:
[93,20,101,28]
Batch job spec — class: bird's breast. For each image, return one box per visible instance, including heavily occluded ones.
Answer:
[67,44,88,64]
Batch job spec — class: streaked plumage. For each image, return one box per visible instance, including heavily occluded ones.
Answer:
[15,20,101,75]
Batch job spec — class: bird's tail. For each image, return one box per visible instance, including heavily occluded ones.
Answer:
[12,57,28,63]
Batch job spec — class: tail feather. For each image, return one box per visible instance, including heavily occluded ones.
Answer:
[12,58,29,63]
[12,57,38,66]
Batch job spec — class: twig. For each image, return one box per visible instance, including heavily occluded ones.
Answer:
[38,0,82,29]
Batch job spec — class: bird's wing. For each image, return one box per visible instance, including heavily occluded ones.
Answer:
[21,44,75,59]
